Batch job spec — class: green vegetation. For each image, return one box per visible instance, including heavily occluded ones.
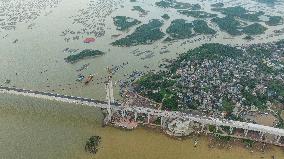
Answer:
[112,19,165,46]
[242,23,267,35]
[190,4,201,10]
[211,2,224,8]
[268,80,284,101]
[254,0,278,5]
[130,0,136,2]
[243,35,254,40]
[215,134,232,142]
[181,43,242,60]
[166,19,193,39]
[85,136,101,154]
[278,111,284,128]
[212,6,264,22]
[161,14,170,20]
[242,89,267,110]
[155,0,172,8]
[243,139,255,148]
[65,50,104,63]
[169,43,243,73]
[211,16,242,35]
[265,16,283,26]
[212,16,267,36]
[193,20,216,34]
[132,6,147,13]
[135,73,178,110]
[208,125,216,132]
[178,10,217,18]
[276,39,284,47]
[222,98,235,114]
[155,0,201,10]
[113,16,141,31]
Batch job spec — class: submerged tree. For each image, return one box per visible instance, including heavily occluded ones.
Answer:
[85,136,102,154]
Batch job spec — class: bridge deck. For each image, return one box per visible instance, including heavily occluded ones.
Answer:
[1,86,284,137]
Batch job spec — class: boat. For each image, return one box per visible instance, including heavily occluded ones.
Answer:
[85,74,94,84]
[76,74,85,82]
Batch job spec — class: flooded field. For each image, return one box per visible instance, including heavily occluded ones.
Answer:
[0,0,284,158]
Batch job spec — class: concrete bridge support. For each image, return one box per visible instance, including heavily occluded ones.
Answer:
[276,135,282,144]
[229,127,234,134]
[121,110,126,118]
[147,113,150,124]
[216,125,219,133]
[201,124,205,132]
[134,112,138,122]
[160,117,164,127]
[244,129,249,137]
[260,132,265,140]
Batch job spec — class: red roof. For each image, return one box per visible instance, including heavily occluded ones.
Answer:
[84,38,96,43]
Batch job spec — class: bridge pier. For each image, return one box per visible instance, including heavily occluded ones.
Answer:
[244,129,249,137]
[260,132,265,140]
[147,113,150,124]
[160,117,164,128]
[104,108,112,124]
[134,112,138,122]
[216,125,219,133]
[121,110,126,118]
[276,135,282,144]
[201,124,205,132]
[229,127,234,134]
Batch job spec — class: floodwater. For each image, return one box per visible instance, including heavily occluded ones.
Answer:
[0,0,284,158]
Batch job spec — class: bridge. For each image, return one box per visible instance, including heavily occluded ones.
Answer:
[0,86,284,146]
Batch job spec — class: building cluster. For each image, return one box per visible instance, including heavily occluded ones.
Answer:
[174,43,283,117]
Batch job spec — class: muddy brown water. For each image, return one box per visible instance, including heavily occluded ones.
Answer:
[0,94,283,159]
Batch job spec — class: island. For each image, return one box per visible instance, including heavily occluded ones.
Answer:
[155,0,201,10]
[192,20,216,34]
[178,10,217,18]
[166,19,194,40]
[161,14,170,20]
[111,19,165,46]
[265,16,283,26]
[211,16,242,35]
[64,49,105,63]
[242,23,267,35]
[212,6,264,22]
[132,6,147,14]
[211,2,224,8]
[113,16,141,31]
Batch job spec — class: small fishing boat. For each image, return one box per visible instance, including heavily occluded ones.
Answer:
[85,74,94,84]
[76,75,85,82]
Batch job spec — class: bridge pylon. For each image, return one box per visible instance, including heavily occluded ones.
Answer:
[105,67,115,123]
